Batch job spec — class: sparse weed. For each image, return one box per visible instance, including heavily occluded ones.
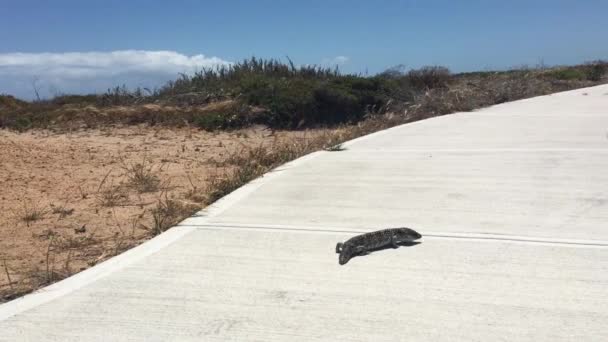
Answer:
[184,172,206,203]
[2,259,13,291]
[206,164,263,204]
[98,184,129,207]
[150,194,199,236]
[121,156,161,193]
[76,182,89,199]
[17,201,47,226]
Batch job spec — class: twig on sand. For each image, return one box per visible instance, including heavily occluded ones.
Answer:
[2,259,14,290]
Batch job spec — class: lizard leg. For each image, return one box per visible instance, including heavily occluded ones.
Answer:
[391,235,400,248]
[355,246,369,255]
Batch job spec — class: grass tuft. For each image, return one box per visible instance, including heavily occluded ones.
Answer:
[150,194,199,236]
[121,156,161,193]
[17,201,47,227]
[98,184,129,207]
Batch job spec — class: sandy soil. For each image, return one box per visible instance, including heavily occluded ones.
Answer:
[0,125,317,301]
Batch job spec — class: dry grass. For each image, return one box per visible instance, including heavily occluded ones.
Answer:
[2,125,357,302]
[98,183,129,207]
[15,200,47,227]
[1,231,90,301]
[204,114,404,205]
[0,126,329,303]
[149,193,199,236]
[1,120,397,303]
[121,155,162,193]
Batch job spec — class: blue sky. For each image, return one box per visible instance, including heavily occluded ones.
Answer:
[1,0,607,99]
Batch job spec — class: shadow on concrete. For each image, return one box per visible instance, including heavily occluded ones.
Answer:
[340,241,422,265]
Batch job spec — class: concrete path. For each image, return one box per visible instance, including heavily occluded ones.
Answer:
[1,85,608,341]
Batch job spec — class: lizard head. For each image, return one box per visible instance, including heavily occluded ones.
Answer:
[338,245,354,265]
[396,228,422,240]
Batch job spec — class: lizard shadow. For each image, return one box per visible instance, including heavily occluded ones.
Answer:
[351,240,421,262]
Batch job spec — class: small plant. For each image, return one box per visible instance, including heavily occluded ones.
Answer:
[121,156,161,193]
[184,173,206,203]
[206,164,264,204]
[25,234,77,286]
[2,259,13,292]
[17,201,47,227]
[150,194,199,236]
[185,188,206,202]
[98,184,129,207]
[76,182,89,199]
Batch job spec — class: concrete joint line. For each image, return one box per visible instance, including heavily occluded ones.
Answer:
[180,222,608,249]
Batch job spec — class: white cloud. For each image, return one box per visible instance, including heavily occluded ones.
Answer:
[322,55,350,66]
[0,50,231,99]
[0,50,230,78]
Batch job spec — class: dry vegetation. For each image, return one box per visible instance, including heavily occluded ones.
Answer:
[1,59,607,302]
[0,125,347,302]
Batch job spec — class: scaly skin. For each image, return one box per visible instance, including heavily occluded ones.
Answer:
[336,228,422,265]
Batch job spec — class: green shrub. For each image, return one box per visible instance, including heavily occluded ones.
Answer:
[313,86,360,124]
[313,77,388,124]
[407,66,452,90]
[3,58,605,132]
[193,107,252,131]
[194,112,230,131]
[584,61,608,81]
[545,62,607,82]
[238,75,276,106]
[157,58,386,128]
[265,79,317,127]
[0,94,28,110]
[546,68,587,80]
[14,116,32,131]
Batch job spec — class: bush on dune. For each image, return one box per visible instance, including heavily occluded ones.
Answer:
[1,58,607,131]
